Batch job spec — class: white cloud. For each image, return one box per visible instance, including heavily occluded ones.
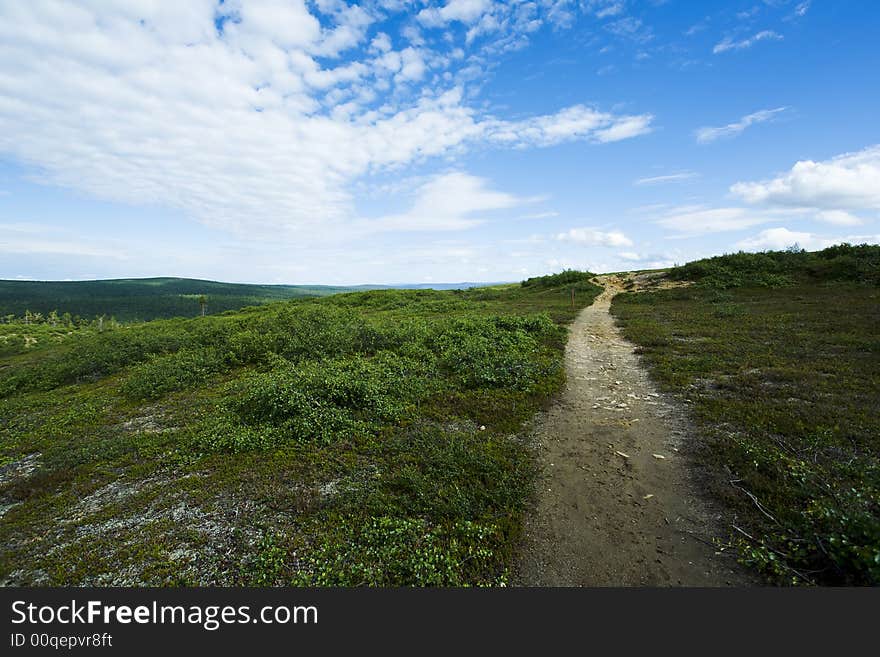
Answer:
[583,1,626,19]
[395,47,427,82]
[310,4,375,58]
[634,171,698,185]
[656,206,774,236]
[369,32,392,53]
[0,2,653,242]
[418,0,494,27]
[364,172,525,232]
[713,30,783,54]
[556,227,633,247]
[656,148,879,239]
[593,114,654,142]
[232,0,323,50]
[731,145,880,211]
[695,107,787,143]
[793,2,811,18]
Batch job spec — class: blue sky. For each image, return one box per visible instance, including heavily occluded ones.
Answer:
[1,0,878,284]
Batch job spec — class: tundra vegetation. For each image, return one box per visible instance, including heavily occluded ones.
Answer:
[0,275,601,586]
[612,244,880,585]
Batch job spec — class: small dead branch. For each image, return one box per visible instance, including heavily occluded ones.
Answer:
[731,524,815,585]
[729,479,779,525]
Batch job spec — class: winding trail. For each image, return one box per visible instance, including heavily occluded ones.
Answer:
[514,274,752,586]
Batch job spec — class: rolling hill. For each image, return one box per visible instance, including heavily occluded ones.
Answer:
[0,277,511,323]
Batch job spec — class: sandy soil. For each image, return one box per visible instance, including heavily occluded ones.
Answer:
[514,273,754,586]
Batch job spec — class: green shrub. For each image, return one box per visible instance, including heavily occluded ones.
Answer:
[432,318,555,389]
[194,353,430,451]
[193,413,285,453]
[121,347,226,400]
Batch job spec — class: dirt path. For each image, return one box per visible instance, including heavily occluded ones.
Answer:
[514,273,752,586]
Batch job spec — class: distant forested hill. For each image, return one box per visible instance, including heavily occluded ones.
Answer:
[0,277,363,322]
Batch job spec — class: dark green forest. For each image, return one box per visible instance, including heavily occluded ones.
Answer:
[0,277,363,323]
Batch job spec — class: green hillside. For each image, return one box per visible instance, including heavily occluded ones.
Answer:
[0,277,361,323]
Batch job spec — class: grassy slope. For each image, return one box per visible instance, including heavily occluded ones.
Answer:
[0,273,601,586]
[612,245,879,585]
[0,277,360,322]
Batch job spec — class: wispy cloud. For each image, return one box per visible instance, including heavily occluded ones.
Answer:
[713,30,783,54]
[556,227,633,247]
[655,206,776,236]
[362,172,527,232]
[695,107,788,143]
[792,2,811,19]
[486,105,653,147]
[604,17,654,43]
[684,18,709,37]
[0,223,129,259]
[736,8,761,21]
[634,171,699,185]
[583,1,627,19]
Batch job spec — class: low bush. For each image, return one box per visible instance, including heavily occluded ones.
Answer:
[291,516,506,586]
[121,347,226,400]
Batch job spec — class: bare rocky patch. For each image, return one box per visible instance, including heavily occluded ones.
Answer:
[2,462,346,586]
[0,452,41,486]
[118,408,177,434]
[0,453,42,519]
